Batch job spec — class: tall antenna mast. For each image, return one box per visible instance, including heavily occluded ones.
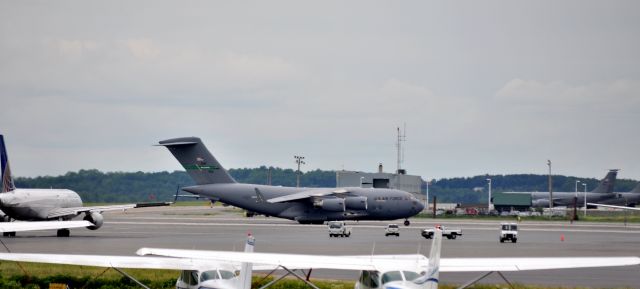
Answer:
[396,124,406,174]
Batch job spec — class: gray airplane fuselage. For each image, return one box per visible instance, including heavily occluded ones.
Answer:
[528,191,615,207]
[598,193,640,207]
[0,189,82,221]
[183,183,423,223]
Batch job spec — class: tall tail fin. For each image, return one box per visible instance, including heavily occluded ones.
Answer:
[0,135,16,193]
[414,226,441,289]
[157,137,236,185]
[239,233,255,289]
[629,183,640,194]
[590,169,618,194]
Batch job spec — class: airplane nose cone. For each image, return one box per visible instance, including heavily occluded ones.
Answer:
[416,201,425,213]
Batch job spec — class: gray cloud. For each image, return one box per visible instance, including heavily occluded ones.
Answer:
[1,0,639,180]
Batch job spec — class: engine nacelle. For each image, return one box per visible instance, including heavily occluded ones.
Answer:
[345,196,368,210]
[315,198,345,212]
[84,212,104,230]
[532,199,550,208]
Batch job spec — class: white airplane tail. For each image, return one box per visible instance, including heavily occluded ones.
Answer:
[239,233,255,289]
[425,226,442,289]
[413,226,442,289]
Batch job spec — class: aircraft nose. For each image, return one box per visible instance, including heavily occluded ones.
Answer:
[416,201,425,212]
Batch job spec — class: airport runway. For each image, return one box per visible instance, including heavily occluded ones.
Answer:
[2,206,640,288]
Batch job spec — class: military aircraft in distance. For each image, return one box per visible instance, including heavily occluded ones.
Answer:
[0,135,170,237]
[2,230,638,289]
[503,169,618,208]
[595,182,640,207]
[158,137,424,226]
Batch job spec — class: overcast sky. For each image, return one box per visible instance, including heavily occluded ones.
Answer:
[1,1,639,181]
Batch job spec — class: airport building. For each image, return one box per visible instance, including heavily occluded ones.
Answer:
[335,164,424,195]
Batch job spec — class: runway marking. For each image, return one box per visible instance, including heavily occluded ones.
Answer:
[104,221,640,234]
[106,216,640,229]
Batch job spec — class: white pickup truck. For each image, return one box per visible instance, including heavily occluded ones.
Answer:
[421,226,462,239]
[328,221,352,237]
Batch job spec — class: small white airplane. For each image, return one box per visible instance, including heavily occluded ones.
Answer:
[588,203,640,211]
[0,135,170,237]
[0,229,639,289]
[0,234,259,289]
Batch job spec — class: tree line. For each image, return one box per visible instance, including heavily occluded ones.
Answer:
[13,167,638,204]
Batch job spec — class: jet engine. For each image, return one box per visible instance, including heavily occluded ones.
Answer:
[315,198,345,212]
[344,196,367,210]
[532,199,550,208]
[83,212,104,230]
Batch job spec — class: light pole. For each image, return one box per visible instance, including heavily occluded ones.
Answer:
[583,183,588,216]
[486,178,492,212]
[294,155,305,188]
[426,180,430,211]
[360,177,365,188]
[547,160,553,210]
[575,180,580,195]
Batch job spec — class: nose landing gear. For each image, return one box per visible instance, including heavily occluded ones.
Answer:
[404,219,410,226]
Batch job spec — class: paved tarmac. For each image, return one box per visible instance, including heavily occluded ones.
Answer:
[2,206,639,288]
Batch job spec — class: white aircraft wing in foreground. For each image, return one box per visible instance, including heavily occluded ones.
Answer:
[588,203,640,211]
[0,221,92,233]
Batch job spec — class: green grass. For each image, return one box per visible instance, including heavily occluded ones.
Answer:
[0,262,635,289]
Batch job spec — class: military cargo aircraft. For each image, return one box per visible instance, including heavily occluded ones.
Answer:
[503,170,618,208]
[158,137,424,225]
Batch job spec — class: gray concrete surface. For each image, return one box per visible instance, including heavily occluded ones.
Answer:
[1,206,639,288]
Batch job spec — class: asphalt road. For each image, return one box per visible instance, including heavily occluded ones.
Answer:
[2,206,639,288]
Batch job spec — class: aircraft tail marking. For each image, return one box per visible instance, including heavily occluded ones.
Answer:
[157,137,236,185]
[590,170,618,194]
[0,135,16,193]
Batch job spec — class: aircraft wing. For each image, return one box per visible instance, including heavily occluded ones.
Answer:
[267,188,350,203]
[0,253,214,270]
[47,202,171,219]
[138,248,640,273]
[138,248,394,271]
[440,257,640,272]
[0,221,92,233]
[587,203,640,211]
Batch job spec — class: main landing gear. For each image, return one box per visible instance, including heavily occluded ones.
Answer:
[404,219,410,226]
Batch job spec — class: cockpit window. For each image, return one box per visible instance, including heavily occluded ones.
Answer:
[403,271,420,281]
[381,271,403,284]
[200,270,220,282]
[219,270,236,279]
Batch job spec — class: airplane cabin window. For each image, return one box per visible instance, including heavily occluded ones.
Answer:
[402,271,420,281]
[200,270,220,281]
[381,271,403,284]
[220,270,236,279]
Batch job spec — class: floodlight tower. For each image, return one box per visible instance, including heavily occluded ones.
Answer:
[294,155,305,188]
[548,160,553,210]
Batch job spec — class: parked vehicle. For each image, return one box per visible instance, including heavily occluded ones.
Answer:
[328,221,351,237]
[422,226,462,239]
[499,222,518,243]
[384,224,400,237]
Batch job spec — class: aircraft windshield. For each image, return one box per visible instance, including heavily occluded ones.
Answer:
[200,270,219,281]
[381,271,403,284]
